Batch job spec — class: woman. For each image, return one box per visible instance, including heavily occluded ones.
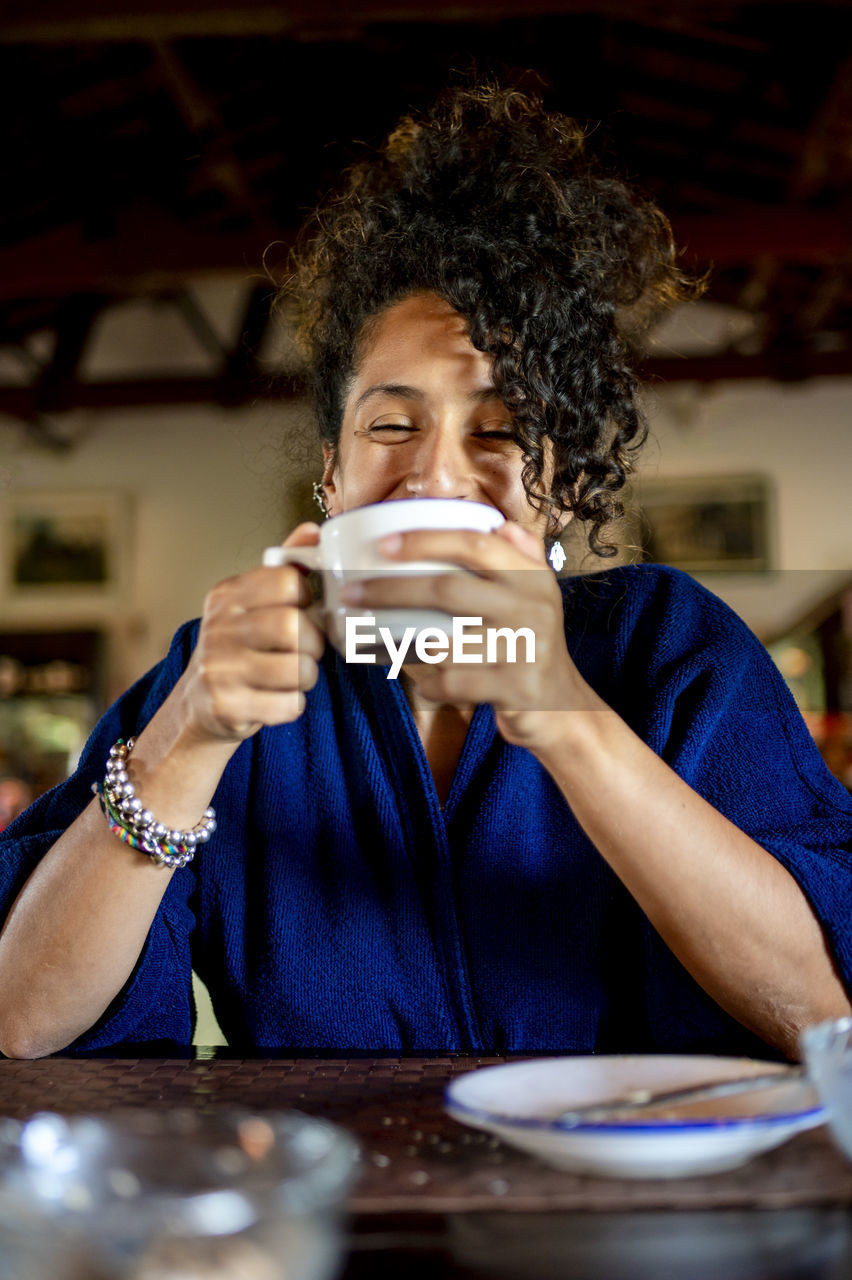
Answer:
[0,85,849,1060]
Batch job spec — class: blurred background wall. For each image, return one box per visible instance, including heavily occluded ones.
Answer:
[2,0,851,819]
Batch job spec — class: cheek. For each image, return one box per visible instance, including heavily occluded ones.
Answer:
[353,449,402,491]
[498,465,552,532]
[491,459,533,508]
[334,445,404,507]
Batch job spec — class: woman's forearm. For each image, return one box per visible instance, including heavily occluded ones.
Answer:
[0,672,238,1059]
[531,702,851,1059]
[0,548,322,1059]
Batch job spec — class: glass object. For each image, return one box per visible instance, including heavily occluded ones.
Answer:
[800,1016,852,1162]
[0,1109,359,1280]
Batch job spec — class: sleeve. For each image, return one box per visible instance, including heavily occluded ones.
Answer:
[0,621,202,1053]
[627,567,852,1016]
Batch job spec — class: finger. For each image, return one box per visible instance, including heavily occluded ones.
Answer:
[342,571,500,615]
[233,605,326,660]
[241,650,320,694]
[205,563,313,615]
[409,664,540,709]
[341,569,555,616]
[409,654,566,711]
[201,649,319,698]
[494,521,549,565]
[208,689,308,735]
[282,522,322,548]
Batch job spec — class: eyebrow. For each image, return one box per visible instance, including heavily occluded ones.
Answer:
[353,383,503,412]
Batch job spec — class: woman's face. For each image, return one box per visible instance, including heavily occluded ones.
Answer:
[322,292,555,535]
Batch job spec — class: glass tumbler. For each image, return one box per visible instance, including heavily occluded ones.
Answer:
[800,1016,852,1162]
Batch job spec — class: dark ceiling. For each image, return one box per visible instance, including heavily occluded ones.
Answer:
[1,0,851,438]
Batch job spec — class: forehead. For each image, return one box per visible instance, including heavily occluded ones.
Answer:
[350,292,495,390]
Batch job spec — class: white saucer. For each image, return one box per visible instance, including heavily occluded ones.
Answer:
[445,1055,825,1179]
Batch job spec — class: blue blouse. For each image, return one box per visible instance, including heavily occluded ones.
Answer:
[2,564,850,1057]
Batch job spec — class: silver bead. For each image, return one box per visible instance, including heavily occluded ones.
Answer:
[101,739,214,866]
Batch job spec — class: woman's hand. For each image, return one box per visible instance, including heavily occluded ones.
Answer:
[341,521,604,749]
[0,525,330,1059]
[181,523,326,745]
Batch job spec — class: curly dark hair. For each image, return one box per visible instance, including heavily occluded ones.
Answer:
[288,82,701,555]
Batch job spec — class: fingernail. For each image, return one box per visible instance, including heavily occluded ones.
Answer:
[341,582,364,603]
[378,533,402,554]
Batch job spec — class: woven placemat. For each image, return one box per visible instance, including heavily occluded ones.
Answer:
[2,1056,851,1212]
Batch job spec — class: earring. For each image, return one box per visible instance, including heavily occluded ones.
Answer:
[548,540,567,572]
[312,480,330,519]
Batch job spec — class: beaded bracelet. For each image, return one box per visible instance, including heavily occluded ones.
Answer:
[92,737,216,869]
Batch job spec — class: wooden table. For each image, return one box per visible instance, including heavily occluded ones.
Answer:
[2,1051,852,1278]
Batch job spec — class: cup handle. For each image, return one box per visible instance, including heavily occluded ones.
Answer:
[262,544,323,572]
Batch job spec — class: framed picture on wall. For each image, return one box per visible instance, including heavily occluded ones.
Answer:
[630,475,771,573]
[1,490,129,606]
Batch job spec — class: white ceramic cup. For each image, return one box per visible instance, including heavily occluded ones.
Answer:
[262,497,504,660]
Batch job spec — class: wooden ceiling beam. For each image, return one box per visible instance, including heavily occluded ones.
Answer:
[1,344,850,424]
[151,40,264,222]
[0,216,289,302]
[0,374,294,417]
[224,283,276,385]
[0,0,836,44]
[640,347,852,382]
[671,208,851,267]
[0,206,847,305]
[34,295,105,411]
[786,48,852,202]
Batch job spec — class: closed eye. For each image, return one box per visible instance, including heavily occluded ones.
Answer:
[364,423,416,437]
[474,428,520,448]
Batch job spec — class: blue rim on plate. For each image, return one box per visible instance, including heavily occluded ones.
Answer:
[444,1061,825,1135]
[444,1093,826,1133]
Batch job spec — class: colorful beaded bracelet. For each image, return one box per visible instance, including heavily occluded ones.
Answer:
[93,737,216,869]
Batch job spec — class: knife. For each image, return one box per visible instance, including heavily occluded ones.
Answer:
[554,1067,808,1126]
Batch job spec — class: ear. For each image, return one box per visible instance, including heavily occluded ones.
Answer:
[321,443,342,517]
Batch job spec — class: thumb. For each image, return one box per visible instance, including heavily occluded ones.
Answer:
[283,521,322,548]
[495,520,547,565]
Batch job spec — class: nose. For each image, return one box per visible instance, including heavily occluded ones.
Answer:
[404,425,472,499]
